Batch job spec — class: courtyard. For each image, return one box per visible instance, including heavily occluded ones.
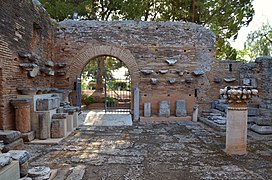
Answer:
[25,114,272,180]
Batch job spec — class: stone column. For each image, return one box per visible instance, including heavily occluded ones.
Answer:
[220,86,258,155]
[10,99,31,133]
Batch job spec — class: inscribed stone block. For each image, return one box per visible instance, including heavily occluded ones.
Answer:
[176,100,187,117]
[144,102,151,117]
[51,119,67,138]
[159,101,170,117]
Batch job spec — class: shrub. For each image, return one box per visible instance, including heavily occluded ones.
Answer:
[82,94,95,106]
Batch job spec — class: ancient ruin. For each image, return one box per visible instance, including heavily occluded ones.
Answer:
[0,0,272,179]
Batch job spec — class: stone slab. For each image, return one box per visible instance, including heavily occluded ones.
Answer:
[0,130,21,144]
[254,117,272,126]
[9,150,30,165]
[176,100,187,117]
[28,166,51,178]
[22,131,35,142]
[251,124,272,135]
[248,107,259,116]
[133,87,139,121]
[159,101,170,117]
[2,138,24,153]
[0,153,12,167]
[66,165,86,180]
[0,161,20,180]
[215,103,228,112]
[144,102,151,117]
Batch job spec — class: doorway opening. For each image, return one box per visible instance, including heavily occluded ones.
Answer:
[80,55,132,114]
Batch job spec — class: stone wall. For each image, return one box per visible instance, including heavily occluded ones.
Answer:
[0,0,54,129]
[54,20,216,116]
[1,0,272,128]
[255,57,272,116]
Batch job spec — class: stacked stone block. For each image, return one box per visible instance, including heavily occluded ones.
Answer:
[0,131,24,153]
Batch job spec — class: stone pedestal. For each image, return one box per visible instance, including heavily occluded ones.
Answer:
[144,102,151,117]
[226,105,248,155]
[220,86,258,155]
[10,99,31,133]
[51,113,68,138]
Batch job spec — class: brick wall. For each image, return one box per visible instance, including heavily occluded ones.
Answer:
[0,0,54,129]
[54,20,216,116]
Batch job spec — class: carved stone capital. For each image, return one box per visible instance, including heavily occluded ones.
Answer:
[220,86,258,106]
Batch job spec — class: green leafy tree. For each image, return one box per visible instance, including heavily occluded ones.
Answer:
[81,56,125,90]
[239,23,272,60]
[40,0,254,60]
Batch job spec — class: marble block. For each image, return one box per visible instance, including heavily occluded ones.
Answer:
[159,101,170,117]
[176,100,187,117]
[144,102,151,117]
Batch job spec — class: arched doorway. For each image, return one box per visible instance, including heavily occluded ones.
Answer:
[69,45,140,120]
[81,55,131,113]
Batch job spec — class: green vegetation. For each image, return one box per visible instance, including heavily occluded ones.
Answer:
[106,97,117,107]
[81,94,95,106]
[237,22,272,61]
[39,0,255,60]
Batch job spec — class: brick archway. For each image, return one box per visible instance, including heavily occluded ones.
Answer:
[70,45,140,87]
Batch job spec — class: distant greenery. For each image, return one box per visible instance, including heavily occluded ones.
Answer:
[40,0,254,60]
[106,97,117,107]
[237,22,272,61]
[81,94,95,106]
[81,56,126,90]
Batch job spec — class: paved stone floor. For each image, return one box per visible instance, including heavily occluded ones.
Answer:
[82,110,133,126]
[25,119,272,180]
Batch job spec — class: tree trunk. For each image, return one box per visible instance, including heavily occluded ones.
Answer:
[191,0,196,22]
[96,56,105,92]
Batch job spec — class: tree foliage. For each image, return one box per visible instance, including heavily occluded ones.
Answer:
[240,22,272,60]
[40,0,254,59]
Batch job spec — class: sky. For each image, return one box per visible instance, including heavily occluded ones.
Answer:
[230,0,272,50]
